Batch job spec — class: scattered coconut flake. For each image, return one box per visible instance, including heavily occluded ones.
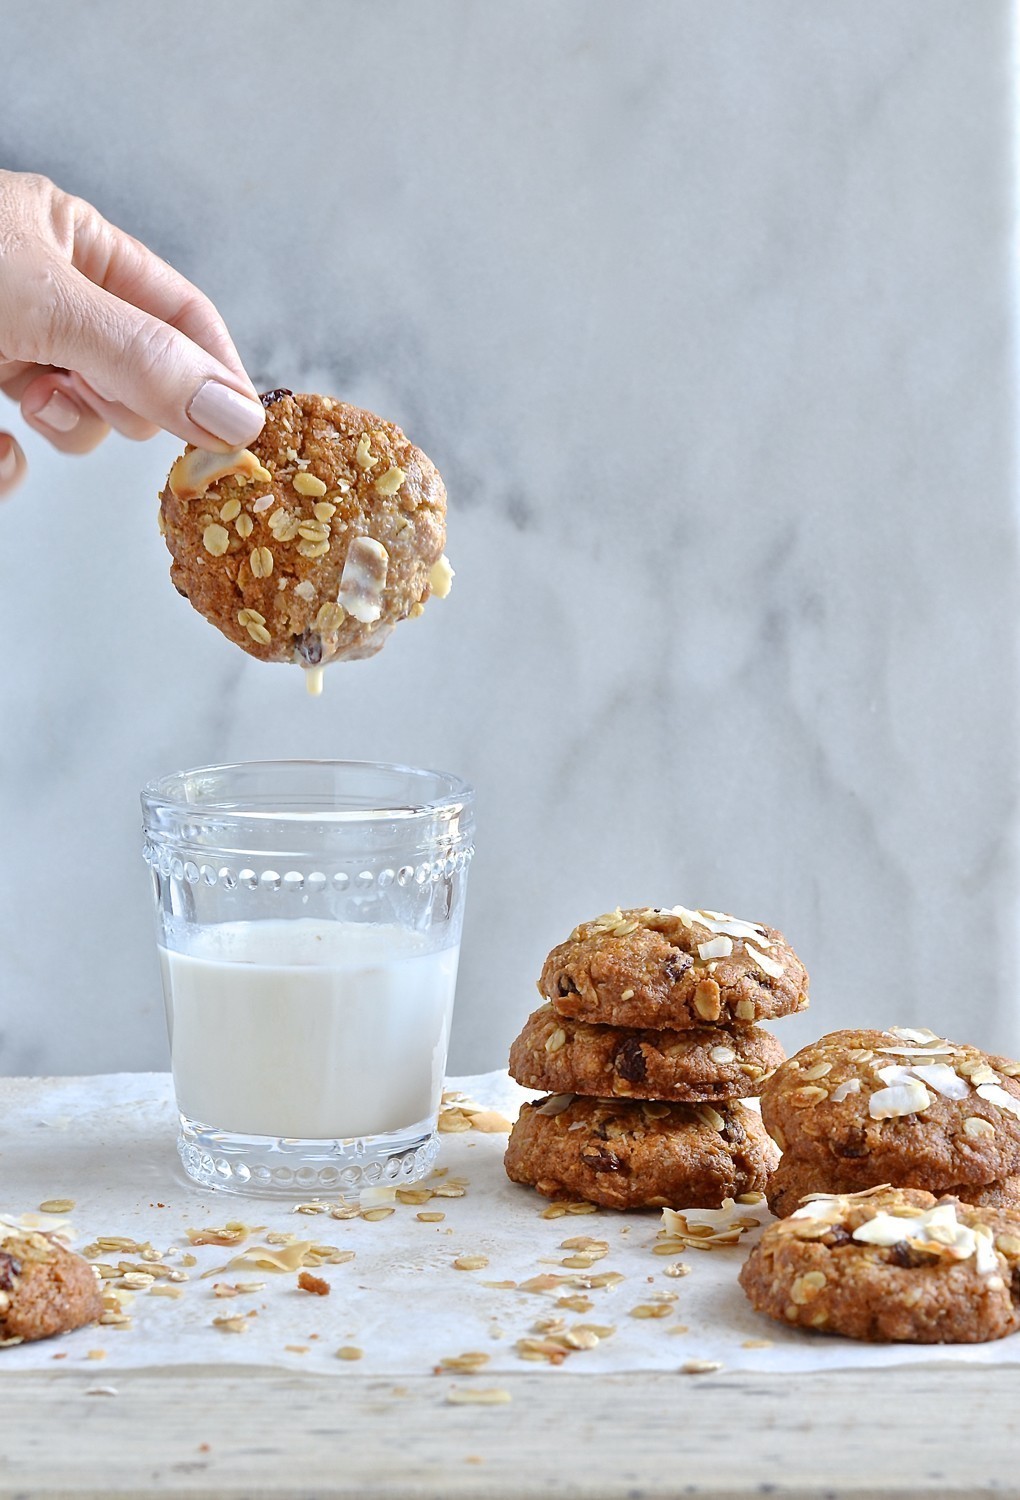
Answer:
[869,1080,932,1119]
[976,1083,1020,1120]
[536,1094,575,1117]
[359,1186,397,1208]
[168,446,271,501]
[338,536,389,623]
[909,1064,970,1101]
[697,936,733,961]
[746,945,784,980]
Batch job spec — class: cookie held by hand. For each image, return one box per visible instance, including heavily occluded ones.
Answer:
[159,391,451,677]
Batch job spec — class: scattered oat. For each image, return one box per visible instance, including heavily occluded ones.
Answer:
[293,471,328,497]
[446,1388,511,1406]
[453,1255,489,1272]
[437,1351,491,1374]
[38,1199,75,1214]
[336,1346,363,1361]
[680,1359,723,1375]
[212,1315,250,1334]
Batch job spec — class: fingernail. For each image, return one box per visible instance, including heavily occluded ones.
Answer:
[0,442,17,482]
[187,380,264,446]
[35,391,81,433]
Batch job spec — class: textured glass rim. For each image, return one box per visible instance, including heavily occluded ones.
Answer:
[141,759,474,826]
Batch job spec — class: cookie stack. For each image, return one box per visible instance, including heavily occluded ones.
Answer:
[760,1027,1020,1216]
[504,905,810,1210]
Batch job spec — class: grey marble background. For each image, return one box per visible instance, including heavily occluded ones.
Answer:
[0,0,1017,1078]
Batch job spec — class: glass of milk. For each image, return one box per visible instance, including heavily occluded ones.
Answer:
[141,760,475,1197]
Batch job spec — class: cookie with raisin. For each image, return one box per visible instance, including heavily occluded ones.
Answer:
[159,391,452,685]
[509,1003,784,1102]
[540,906,808,1030]
[504,1094,779,1210]
[760,1028,1020,1189]
[0,1231,103,1345]
[740,1186,1020,1342]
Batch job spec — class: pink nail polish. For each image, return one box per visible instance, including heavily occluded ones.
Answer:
[187,381,265,447]
[35,392,81,433]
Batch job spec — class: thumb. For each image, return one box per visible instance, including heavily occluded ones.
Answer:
[21,261,265,451]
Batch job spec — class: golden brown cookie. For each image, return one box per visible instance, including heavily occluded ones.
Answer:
[540,906,808,1031]
[760,1028,1020,1189]
[0,1231,103,1345]
[504,1094,779,1210]
[160,391,450,677]
[509,1003,785,1102]
[764,1154,1020,1218]
[739,1186,1020,1342]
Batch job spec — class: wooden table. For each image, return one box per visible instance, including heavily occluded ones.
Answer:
[3,1365,1016,1497]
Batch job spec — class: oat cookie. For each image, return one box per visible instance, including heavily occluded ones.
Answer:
[504,1095,779,1210]
[760,1028,1020,1189]
[509,1003,785,1102]
[0,1231,103,1345]
[540,906,808,1031]
[160,391,450,675]
[740,1186,1020,1342]
[764,1154,1020,1219]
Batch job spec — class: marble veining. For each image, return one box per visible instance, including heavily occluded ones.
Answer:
[0,0,1017,1078]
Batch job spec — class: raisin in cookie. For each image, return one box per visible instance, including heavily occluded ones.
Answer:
[0,1231,103,1345]
[764,1153,1020,1219]
[540,906,808,1031]
[760,1028,1020,1189]
[509,1003,785,1102]
[160,391,451,680]
[504,1095,779,1210]
[740,1186,1020,1342]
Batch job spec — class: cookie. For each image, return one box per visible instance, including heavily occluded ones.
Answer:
[0,1231,103,1345]
[765,1153,1020,1218]
[160,391,451,680]
[509,1003,785,1102]
[760,1028,1020,1189]
[504,1094,779,1210]
[739,1186,1020,1342]
[540,906,808,1031]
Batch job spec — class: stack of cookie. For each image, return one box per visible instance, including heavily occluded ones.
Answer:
[505,905,810,1210]
[760,1027,1020,1216]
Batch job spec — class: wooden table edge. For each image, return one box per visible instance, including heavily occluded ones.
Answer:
[1,1364,1018,1499]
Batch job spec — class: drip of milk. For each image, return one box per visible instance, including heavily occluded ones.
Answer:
[159,919,458,1140]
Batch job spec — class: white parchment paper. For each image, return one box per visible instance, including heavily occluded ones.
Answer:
[1,1071,1018,1376]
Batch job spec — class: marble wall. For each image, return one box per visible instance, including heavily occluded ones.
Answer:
[0,0,1017,1078]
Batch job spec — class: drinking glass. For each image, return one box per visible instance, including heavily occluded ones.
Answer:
[141,760,475,1197]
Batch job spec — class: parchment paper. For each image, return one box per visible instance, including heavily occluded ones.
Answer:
[1,1072,1017,1376]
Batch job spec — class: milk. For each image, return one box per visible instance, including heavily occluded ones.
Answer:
[159,919,458,1140]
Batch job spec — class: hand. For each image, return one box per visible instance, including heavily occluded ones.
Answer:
[0,171,266,497]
